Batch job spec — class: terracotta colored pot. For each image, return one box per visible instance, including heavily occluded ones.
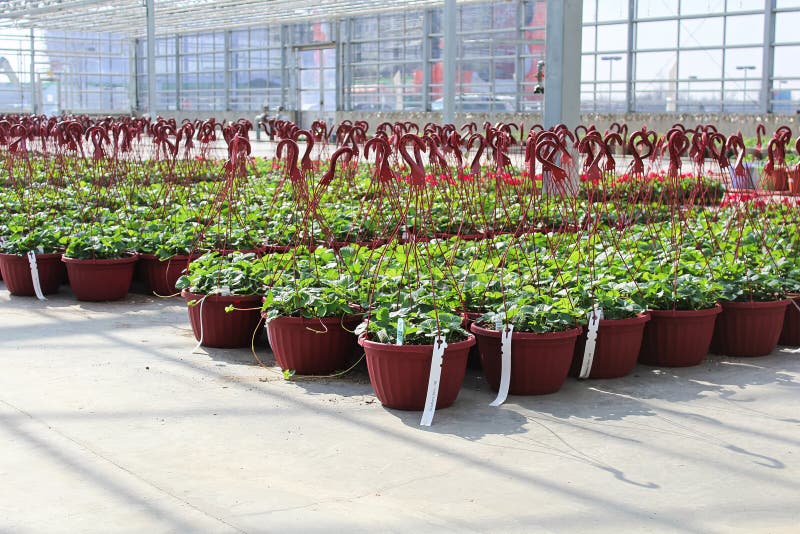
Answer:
[789,168,800,194]
[138,253,200,297]
[0,252,65,296]
[779,297,800,346]
[182,290,262,348]
[571,313,650,379]
[359,335,475,411]
[460,311,484,370]
[62,254,138,301]
[639,305,722,367]
[266,315,360,374]
[262,244,293,254]
[711,299,792,357]
[471,323,581,395]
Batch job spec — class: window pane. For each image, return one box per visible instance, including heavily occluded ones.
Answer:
[636,20,678,49]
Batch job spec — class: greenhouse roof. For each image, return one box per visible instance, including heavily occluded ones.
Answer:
[0,0,484,37]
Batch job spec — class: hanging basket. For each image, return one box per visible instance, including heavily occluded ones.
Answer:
[138,253,200,296]
[62,254,138,302]
[471,324,581,395]
[182,290,262,348]
[266,315,360,375]
[359,335,474,411]
[779,296,800,346]
[711,299,792,357]
[571,313,650,379]
[639,305,721,367]
[460,311,484,370]
[0,252,65,296]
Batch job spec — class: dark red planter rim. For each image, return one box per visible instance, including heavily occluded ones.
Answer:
[138,252,201,262]
[264,314,362,327]
[181,289,263,304]
[358,334,476,351]
[594,313,651,327]
[720,299,792,310]
[470,323,582,340]
[648,304,722,318]
[62,253,138,265]
[0,252,63,260]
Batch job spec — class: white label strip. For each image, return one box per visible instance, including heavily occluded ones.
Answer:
[396,317,405,345]
[191,295,208,354]
[420,335,447,427]
[580,308,603,379]
[490,324,513,407]
[26,251,47,301]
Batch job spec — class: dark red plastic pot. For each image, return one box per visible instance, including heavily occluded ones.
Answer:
[359,335,475,411]
[571,313,650,379]
[182,290,262,348]
[0,252,65,296]
[639,305,722,367]
[471,323,581,395]
[460,311,484,370]
[62,254,138,302]
[711,299,792,357]
[266,315,360,374]
[780,297,800,346]
[138,253,199,297]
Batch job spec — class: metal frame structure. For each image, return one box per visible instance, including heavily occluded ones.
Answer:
[581,0,800,114]
[2,0,800,117]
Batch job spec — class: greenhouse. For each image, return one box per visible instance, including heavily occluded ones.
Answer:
[1,1,799,533]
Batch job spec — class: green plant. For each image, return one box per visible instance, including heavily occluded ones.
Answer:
[175,252,265,296]
[64,223,136,259]
[355,304,468,345]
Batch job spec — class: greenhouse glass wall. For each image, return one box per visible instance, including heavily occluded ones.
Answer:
[0,0,799,116]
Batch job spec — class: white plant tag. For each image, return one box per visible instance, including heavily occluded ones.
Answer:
[494,315,503,331]
[580,307,603,379]
[396,317,405,345]
[420,335,447,427]
[26,251,47,301]
[191,295,208,354]
[490,324,513,407]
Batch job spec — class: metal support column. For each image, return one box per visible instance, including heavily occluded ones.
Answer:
[131,39,139,112]
[422,10,432,111]
[762,0,776,113]
[175,35,181,110]
[442,0,457,124]
[626,0,634,113]
[514,0,523,112]
[335,21,343,112]
[29,29,36,114]
[145,0,156,115]
[544,0,583,128]
[280,25,289,111]
[224,31,231,111]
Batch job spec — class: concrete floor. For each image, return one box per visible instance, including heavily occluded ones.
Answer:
[1,284,799,534]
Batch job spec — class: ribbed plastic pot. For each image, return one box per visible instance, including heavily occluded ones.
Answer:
[570,313,650,379]
[359,335,475,411]
[711,299,792,357]
[138,253,199,297]
[62,254,138,302]
[639,305,722,367]
[471,323,581,395]
[0,252,64,296]
[266,315,360,375]
[460,311,484,370]
[182,290,262,348]
[779,297,800,346]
